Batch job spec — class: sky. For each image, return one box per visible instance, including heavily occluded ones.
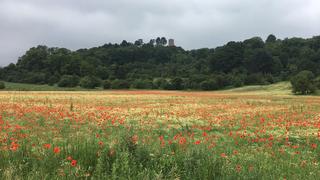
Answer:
[0,0,320,66]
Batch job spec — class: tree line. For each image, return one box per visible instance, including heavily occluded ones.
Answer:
[0,35,320,93]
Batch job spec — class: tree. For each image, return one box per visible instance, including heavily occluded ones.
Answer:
[111,79,130,89]
[291,70,316,94]
[149,39,155,46]
[0,81,5,89]
[155,37,161,46]
[170,77,183,90]
[120,40,130,47]
[200,79,218,90]
[243,37,264,49]
[131,79,153,89]
[58,75,80,87]
[80,76,101,89]
[266,34,277,43]
[134,39,143,47]
[160,37,167,46]
[103,80,111,89]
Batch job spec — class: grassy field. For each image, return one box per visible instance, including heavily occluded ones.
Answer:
[1,84,320,179]
[1,82,87,91]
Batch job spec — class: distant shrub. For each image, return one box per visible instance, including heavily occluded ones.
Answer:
[153,78,169,89]
[315,76,320,89]
[245,73,268,85]
[48,75,60,86]
[58,75,80,87]
[0,81,5,89]
[170,78,184,90]
[291,70,316,95]
[103,80,112,89]
[131,79,153,89]
[200,79,218,90]
[80,76,101,89]
[111,79,130,89]
[23,72,46,84]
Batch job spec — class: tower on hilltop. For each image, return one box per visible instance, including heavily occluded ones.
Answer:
[168,39,175,47]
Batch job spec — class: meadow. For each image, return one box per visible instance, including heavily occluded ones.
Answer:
[1,85,320,179]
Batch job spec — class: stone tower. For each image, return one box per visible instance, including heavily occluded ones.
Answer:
[168,39,175,47]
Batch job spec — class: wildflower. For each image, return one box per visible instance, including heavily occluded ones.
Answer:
[179,137,187,145]
[236,164,241,172]
[132,135,138,144]
[44,144,51,149]
[54,147,61,154]
[10,142,19,151]
[311,143,317,149]
[67,156,72,161]
[202,132,208,137]
[98,141,103,146]
[71,160,77,167]
[220,153,227,158]
[233,150,239,155]
[194,140,201,145]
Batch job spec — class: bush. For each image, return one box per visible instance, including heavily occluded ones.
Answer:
[153,78,170,89]
[131,79,153,89]
[57,75,80,87]
[48,75,60,86]
[245,73,268,85]
[23,72,47,84]
[103,80,112,89]
[170,77,184,90]
[111,79,130,89]
[315,76,320,89]
[80,76,101,89]
[0,81,5,89]
[291,70,316,95]
[200,79,218,90]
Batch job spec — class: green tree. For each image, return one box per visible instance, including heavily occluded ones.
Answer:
[266,34,277,43]
[170,77,183,90]
[103,80,112,89]
[80,76,101,89]
[111,79,130,89]
[0,81,5,89]
[200,79,218,90]
[291,70,316,95]
[58,75,80,87]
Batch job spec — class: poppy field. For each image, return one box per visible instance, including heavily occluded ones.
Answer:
[0,90,320,179]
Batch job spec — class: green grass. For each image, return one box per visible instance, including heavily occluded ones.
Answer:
[1,82,88,91]
[225,82,293,95]
[1,81,319,96]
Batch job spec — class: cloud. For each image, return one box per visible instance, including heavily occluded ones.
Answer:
[0,0,319,66]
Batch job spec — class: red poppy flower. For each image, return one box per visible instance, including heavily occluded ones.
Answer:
[71,160,77,167]
[54,147,60,154]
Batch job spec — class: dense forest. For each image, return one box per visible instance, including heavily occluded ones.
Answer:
[0,35,320,90]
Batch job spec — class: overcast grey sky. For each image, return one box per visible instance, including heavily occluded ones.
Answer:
[0,0,319,66]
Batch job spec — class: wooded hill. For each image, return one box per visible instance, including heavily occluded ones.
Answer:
[0,35,320,90]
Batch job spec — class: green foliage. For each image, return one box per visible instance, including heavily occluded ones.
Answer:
[80,76,101,89]
[131,79,153,89]
[266,34,277,43]
[291,70,316,94]
[111,79,130,89]
[170,77,184,90]
[200,79,218,90]
[2,35,320,92]
[103,80,111,89]
[0,81,5,89]
[58,75,80,88]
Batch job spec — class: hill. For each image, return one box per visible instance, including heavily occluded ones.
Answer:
[0,35,320,91]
